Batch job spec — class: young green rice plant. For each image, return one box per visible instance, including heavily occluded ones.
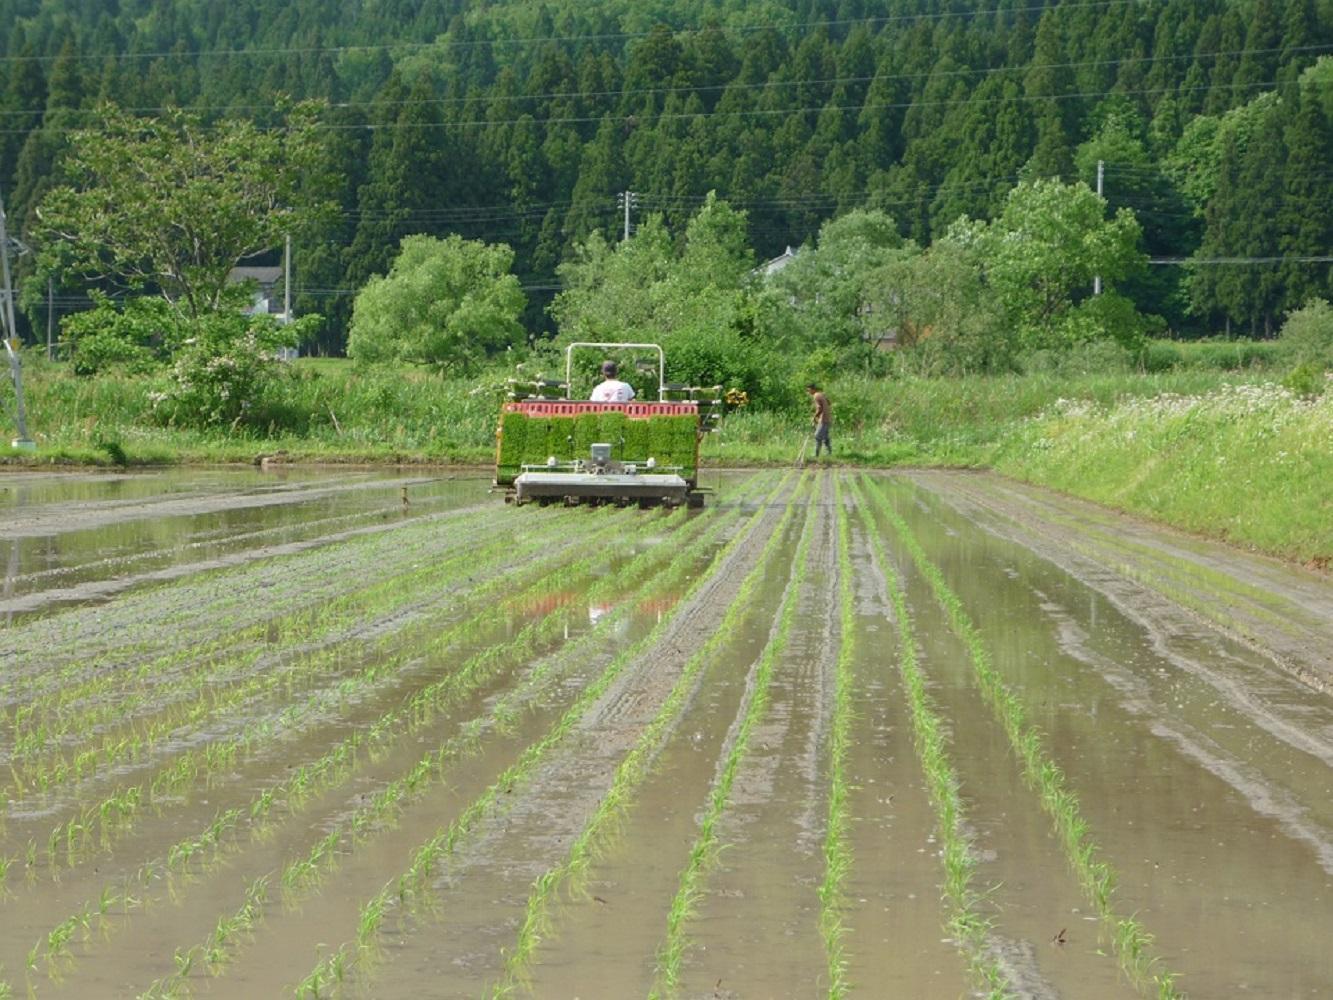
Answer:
[17,510,639,873]
[2,501,508,698]
[5,506,608,803]
[861,476,1183,999]
[849,475,1013,997]
[295,472,801,997]
[818,477,856,999]
[648,480,818,999]
[22,477,778,992]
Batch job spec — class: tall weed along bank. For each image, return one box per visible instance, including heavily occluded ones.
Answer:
[991,384,1333,564]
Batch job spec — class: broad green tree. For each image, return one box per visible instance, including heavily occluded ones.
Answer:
[973,179,1148,348]
[346,234,526,374]
[34,103,331,324]
[764,208,911,352]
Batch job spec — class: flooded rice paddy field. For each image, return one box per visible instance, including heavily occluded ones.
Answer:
[0,466,1329,999]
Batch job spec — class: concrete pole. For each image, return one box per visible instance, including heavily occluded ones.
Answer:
[0,188,34,448]
[1093,159,1104,296]
[283,233,292,325]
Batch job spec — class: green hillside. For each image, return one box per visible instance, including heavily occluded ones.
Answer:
[0,0,1329,349]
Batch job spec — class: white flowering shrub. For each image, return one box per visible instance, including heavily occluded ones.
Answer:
[151,312,312,429]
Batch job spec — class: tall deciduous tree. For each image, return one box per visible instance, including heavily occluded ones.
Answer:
[973,178,1147,347]
[346,234,525,373]
[34,102,332,324]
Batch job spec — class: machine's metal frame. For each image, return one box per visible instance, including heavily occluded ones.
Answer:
[564,342,665,400]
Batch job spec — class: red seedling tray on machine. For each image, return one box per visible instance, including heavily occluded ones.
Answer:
[502,401,697,419]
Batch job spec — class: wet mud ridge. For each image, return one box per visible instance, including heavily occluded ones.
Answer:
[907,469,1333,693]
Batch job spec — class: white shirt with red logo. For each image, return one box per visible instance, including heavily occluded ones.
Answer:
[590,379,636,402]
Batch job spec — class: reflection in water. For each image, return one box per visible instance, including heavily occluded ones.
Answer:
[4,538,16,627]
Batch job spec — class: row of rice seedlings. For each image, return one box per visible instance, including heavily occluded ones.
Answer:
[137,875,271,999]
[2,495,547,707]
[292,473,800,998]
[6,509,517,743]
[646,483,817,999]
[180,485,770,989]
[17,483,774,989]
[0,500,508,691]
[862,477,1184,999]
[491,475,814,996]
[8,484,439,596]
[849,476,1013,998]
[3,507,633,813]
[1,506,513,757]
[4,504,585,767]
[17,512,641,875]
[817,477,856,998]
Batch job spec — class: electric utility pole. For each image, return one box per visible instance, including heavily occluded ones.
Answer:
[0,187,34,450]
[617,190,638,242]
[1093,159,1104,296]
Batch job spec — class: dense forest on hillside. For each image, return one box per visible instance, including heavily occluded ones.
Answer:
[0,0,1330,351]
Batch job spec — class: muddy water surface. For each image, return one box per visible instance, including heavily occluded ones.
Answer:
[1,468,1329,998]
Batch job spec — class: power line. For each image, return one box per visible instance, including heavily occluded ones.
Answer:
[5,42,1323,124]
[0,1,1157,66]
[5,74,1311,138]
[1150,255,1333,265]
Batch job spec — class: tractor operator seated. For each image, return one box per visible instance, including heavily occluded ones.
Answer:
[589,360,636,402]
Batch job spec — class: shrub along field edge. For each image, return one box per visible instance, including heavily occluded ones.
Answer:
[3,357,1327,565]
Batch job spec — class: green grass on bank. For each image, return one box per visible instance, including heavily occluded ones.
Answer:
[991,384,1332,564]
[3,356,1327,564]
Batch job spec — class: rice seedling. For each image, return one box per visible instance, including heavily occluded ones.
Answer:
[293,472,801,996]
[848,475,1013,998]
[648,479,818,999]
[861,476,1184,999]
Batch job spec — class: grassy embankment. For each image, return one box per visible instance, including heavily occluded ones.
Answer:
[4,343,1327,564]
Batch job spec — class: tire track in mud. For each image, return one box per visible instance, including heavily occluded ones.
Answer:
[1037,595,1333,875]
[901,471,1333,770]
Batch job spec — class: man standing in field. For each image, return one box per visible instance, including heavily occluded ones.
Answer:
[590,360,636,402]
[806,383,832,458]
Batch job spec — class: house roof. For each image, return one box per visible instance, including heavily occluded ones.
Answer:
[228,265,283,284]
[755,246,799,279]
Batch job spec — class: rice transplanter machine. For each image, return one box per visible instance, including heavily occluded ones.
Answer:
[494,342,721,507]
